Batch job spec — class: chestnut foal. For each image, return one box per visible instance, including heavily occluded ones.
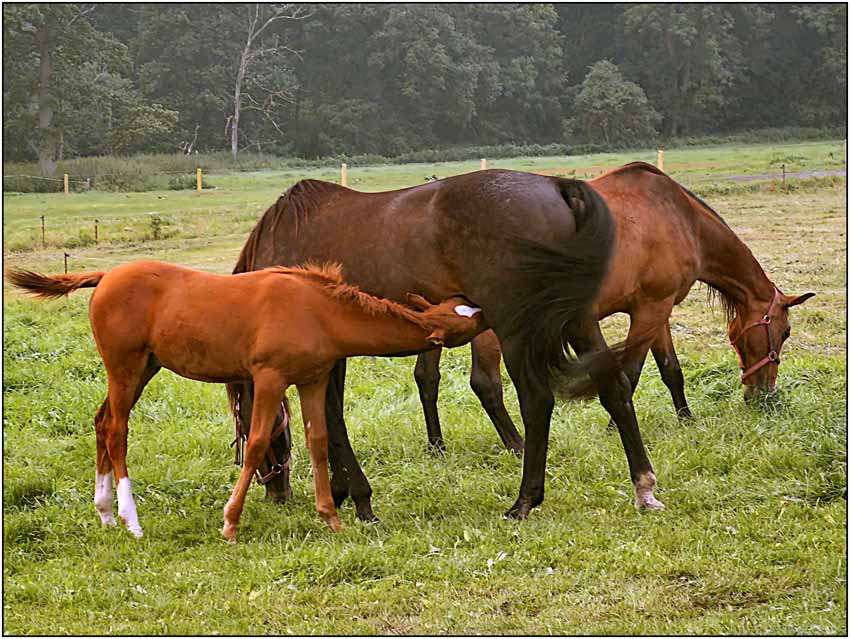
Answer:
[7,261,486,541]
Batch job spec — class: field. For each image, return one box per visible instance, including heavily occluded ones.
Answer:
[3,141,846,634]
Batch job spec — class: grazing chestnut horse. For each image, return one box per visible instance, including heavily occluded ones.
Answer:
[7,261,487,540]
[230,169,665,523]
[413,162,815,452]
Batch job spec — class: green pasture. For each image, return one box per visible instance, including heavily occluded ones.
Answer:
[3,141,846,634]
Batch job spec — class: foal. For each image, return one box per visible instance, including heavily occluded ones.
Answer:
[7,261,486,540]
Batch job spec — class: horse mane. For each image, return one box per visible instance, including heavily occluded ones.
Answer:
[262,262,431,330]
[233,179,348,274]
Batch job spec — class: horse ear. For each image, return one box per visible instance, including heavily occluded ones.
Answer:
[784,292,815,309]
[426,329,446,346]
[406,293,433,311]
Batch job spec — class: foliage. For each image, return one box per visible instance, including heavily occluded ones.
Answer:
[109,104,179,155]
[566,61,660,146]
[3,3,845,162]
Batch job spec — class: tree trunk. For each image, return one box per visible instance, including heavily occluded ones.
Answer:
[231,50,249,159]
[35,25,57,176]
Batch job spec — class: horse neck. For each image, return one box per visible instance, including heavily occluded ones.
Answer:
[695,203,776,310]
[328,299,434,356]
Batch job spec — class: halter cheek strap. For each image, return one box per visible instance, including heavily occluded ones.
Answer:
[729,288,782,382]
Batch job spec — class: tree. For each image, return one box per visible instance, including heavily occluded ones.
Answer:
[623,4,737,136]
[225,3,308,158]
[567,60,659,145]
[3,4,114,173]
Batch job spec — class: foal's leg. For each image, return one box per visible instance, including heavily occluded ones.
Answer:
[223,370,286,542]
[651,320,692,420]
[94,399,115,526]
[101,355,160,537]
[469,331,524,454]
[297,378,342,532]
[414,347,446,452]
[565,317,664,511]
[325,359,377,522]
[240,381,293,504]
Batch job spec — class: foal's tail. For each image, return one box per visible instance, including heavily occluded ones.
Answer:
[6,269,105,299]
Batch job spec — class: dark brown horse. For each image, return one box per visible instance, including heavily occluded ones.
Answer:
[413,162,815,452]
[229,170,665,522]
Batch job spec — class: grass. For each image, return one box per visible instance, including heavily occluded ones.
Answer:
[2,140,846,634]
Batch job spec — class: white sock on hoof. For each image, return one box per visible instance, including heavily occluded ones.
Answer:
[94,471,116,526]
[117,477,143,537]
[634,472,665,510]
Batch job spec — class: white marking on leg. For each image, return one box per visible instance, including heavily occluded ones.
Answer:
[94,471,116,526]
[634,472,665,511]
[453,304,481,318]
[116,477,143,537]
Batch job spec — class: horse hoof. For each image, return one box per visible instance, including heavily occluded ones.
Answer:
[427,440,447,456]
[324,516,343,533]
[635,494,666,511]
[504,501,532,520]
[355,506,379,523]
[222,522,237,543]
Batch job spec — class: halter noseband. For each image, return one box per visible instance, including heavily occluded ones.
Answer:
[729,287,782,382]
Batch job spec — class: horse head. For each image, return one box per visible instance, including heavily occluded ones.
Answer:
[406,293,488,348]
[728,289,815,401]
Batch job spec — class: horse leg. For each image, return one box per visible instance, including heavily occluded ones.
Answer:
[297,378,342,532]
[602,308,668,430]
[102,354,159,538]
[651,320,693,420]
[325,359,377,522]
[565,317,664,511]
[469,331,524,454]
[498,336,555,519]
[240,381,293,504]
[414,347,446,452]
[223,370,286,542]
[93,399,115,526]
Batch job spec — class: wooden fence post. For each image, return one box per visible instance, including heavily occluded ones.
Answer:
[95,219,99,245]
[657,150,664,171]
[196,168,203,193]
[64,252,69,273]
[40,215,45,247]
[341,163,347,186]
[64,174,69,195]
[480,158,487,170]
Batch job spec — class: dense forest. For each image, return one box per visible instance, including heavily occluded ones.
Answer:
[3,3,846,173]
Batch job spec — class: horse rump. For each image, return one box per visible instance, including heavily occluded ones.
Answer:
[502,178,617,390]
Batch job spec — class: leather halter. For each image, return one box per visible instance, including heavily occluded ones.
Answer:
[232,393,292,485]
[729,287,782,382]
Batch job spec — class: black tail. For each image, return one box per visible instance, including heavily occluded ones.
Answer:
[504,178,617,390]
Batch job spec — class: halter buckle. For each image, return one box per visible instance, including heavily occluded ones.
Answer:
[768,350,778,362]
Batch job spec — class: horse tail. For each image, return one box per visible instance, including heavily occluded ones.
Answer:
[6,269,105,299]
[505,178,617,389]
